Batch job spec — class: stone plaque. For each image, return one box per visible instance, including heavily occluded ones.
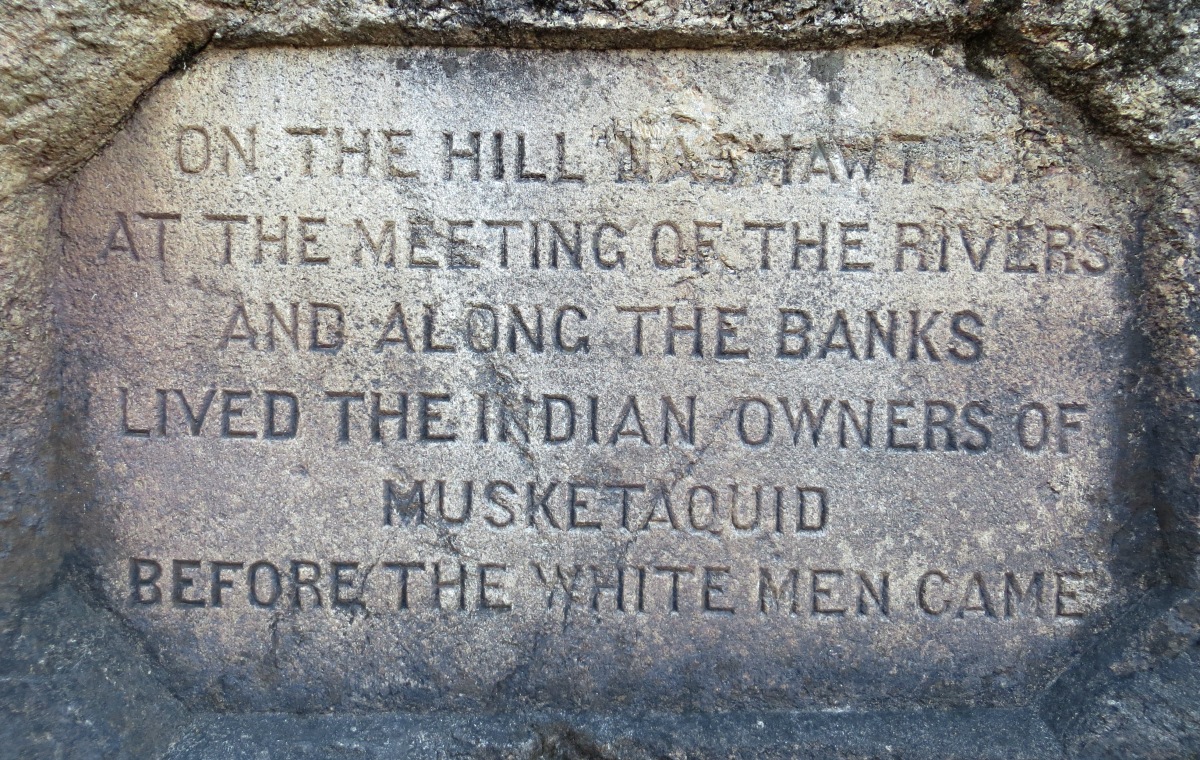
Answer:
[59,46,1147,711]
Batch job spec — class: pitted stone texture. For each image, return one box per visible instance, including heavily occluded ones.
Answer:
[59,45,1151,712]
[0,191,61,604]
[0,582,189,760]
[1136,166,1200,586]
[0,0,226,206]
[999,0,1200,162]
[1041,588,1200,758]
[217,0,1005,48]
[165,707,1066,759]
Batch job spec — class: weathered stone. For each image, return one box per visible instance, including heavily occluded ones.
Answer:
[0,0,1198,756]
[0,581,190,760]
[218,0,1005,49]
[164,705,1067,759]
[1138,166,1200,587]
[57,45,1155,713]
[0,190,61,604]
[1041,587,1200,758]
[0,0,224,206]
[997,0,1200,162]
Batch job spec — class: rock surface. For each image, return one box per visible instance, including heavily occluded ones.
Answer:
[0,0,1197,756]
[57,43,1151,713]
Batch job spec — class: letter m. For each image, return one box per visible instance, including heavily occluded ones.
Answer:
[758,567,800,614]
[1004,571,1044,618]
[384,479,426,526]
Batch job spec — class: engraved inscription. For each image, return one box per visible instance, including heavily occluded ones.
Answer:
[59,47,1144,712]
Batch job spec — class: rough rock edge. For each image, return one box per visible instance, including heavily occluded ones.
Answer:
[0,190,60,603]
